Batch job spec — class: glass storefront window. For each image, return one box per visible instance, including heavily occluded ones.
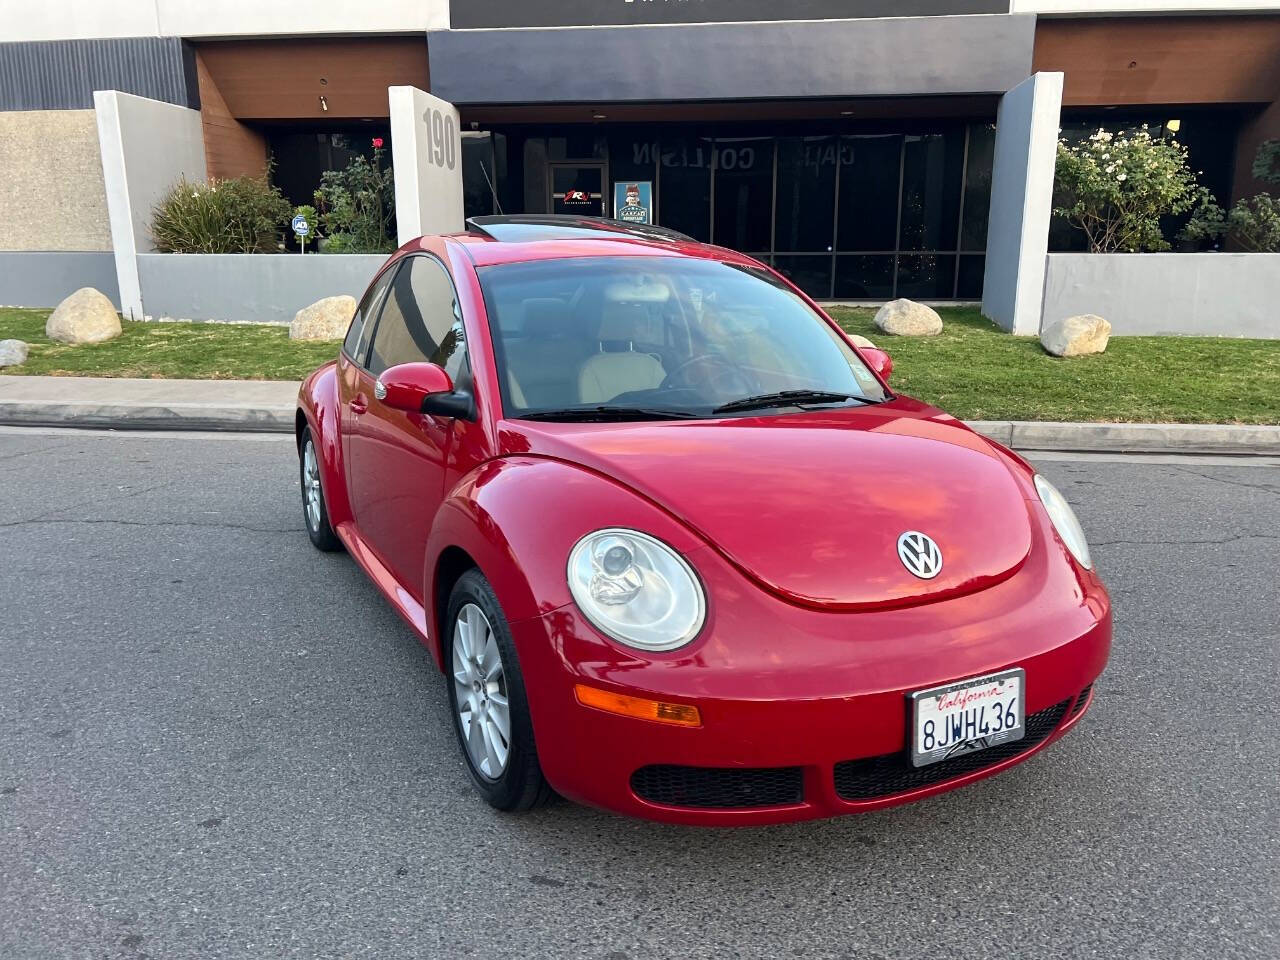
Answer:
[897,254,957,300]
[956,254,986,299]
[608,133,658,184]
[713,137,773,252]
[657,134,714,242]
[898,132,965,252]
[774,255,833,301]
[837,135,901,252]
[834,255,895,300]
[776,136,837,253]
[960,124,995,251]
[477,123,997,299]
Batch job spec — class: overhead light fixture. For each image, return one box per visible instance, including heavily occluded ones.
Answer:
[592,113,607,120]
[840,110,854,116]
[1167,119,1181,132]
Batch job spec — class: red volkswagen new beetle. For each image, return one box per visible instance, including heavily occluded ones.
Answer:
[295,215,1110,825]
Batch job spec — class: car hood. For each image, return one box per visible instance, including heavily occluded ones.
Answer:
[504,400,1034,611]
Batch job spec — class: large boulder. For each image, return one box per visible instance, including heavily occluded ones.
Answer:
[1041,314,1111,357]
[849,334,877,349]
[873,298,943,337]
[46,288,122,344]
[290,295,356,341]
[0,339,29,367]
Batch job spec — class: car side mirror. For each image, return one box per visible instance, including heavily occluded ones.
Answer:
[861,347,893,382]
[375,362,472,418]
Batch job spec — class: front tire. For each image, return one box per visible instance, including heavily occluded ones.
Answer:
[299,427,342,552]
[446,569,553,811]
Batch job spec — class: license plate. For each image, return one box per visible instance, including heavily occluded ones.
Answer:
[910,668,1025,768]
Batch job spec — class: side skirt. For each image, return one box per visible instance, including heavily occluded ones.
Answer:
[334,520,432,649]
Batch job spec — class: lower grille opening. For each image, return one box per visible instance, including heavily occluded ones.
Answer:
[1069,684,1093,718]
[833,698,1071,802]
[631,764,804,809]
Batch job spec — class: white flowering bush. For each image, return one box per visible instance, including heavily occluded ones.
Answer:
[1053,127,1202,253]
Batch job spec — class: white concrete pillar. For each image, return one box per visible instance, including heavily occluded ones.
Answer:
[981,72,1063,336]
[389,86,465,245]
[95,90,206,320]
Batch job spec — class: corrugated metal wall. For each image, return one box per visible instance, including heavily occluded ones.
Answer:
[0,37,199,111]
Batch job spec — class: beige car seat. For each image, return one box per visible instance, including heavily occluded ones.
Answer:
[577,301,666,404]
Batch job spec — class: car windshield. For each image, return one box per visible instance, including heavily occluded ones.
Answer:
[477,256,888,419]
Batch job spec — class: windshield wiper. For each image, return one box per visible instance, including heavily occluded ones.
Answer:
[712,390,880,415]
[520,405,705,422]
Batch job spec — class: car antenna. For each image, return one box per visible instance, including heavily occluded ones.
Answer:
[479,160,503,214]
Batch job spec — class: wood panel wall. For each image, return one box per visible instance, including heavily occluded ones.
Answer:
[1233,98,1280,202]
[1033,16,1280,107]
[194,38,429,121]
[195,51,268,180]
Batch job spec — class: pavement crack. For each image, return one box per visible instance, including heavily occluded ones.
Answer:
[1167,466,1280,499]
[1094,534,1280,547]
[0,517,302,534]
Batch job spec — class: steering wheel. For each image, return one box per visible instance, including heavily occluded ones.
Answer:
[660,353,754,398]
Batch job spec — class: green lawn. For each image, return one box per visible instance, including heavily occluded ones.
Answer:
[3,305,1277,423]
[830,306,1280,424]
[0,307,336,381]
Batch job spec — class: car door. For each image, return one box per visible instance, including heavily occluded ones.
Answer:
[347,252,471,600]
[337,262,399,499]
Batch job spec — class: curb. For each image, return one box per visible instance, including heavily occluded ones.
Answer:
[0,402,294,433]
[0,396,1276,455]
[967,421,1280,456]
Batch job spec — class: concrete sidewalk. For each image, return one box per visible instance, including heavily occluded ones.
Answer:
[2,374,1278,454]
[0,375,297,432]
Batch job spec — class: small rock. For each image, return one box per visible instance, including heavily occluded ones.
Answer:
[290,295,356,341]
[873,298,943,336]
[0,339,28,367]
[849,334,877,349]
[46,288,122,344]
[1041,314,1111,357]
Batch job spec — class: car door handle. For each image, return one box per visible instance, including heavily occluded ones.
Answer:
[350,395,368,415]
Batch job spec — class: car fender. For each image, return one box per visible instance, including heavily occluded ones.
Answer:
[296,361,353,526]
[422,455,708,670]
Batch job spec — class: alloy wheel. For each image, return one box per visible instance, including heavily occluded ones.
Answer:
[452,603,511,779]
[302,439,322,532]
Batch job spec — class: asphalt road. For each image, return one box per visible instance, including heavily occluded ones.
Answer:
[1,428,1277,960]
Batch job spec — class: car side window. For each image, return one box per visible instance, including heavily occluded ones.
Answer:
[343,265,397,365]
[367,256,467,380]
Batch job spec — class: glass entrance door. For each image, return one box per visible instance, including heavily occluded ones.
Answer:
[550,164,605,217]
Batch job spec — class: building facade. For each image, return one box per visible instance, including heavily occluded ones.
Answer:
[1,1,1277,321]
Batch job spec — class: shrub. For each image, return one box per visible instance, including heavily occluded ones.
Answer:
[1053,127,1203,252]
[314,140,396,254]
[1182,140,1280,253]
[152,175,292,253]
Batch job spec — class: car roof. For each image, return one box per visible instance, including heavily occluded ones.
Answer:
[435,215,761,269]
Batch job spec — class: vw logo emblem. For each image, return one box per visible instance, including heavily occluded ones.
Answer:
[897,531,943,580]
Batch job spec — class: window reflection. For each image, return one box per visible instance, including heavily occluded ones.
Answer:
[713,137,773,252]
[838,135,901,252]
[471,122,1001,300]
[776,136,837,252]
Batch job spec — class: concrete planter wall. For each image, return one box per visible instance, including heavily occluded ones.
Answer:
[1042,253,1280,339]
[136,253,389,324]
[0,251,121,308]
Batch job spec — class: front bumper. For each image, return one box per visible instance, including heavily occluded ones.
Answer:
[512,516,1111,826]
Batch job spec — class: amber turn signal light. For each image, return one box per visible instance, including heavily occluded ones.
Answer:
[573,684,702,727]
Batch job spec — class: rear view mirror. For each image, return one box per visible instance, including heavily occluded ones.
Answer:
[376,362,475,419]
[860,347,893,382]
[375,362,454,412]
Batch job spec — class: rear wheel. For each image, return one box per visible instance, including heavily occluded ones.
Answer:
[299,427,342,552]
[446,569,553,811]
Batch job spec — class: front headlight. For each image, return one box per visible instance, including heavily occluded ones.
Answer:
[1034,474,1093,570]
[567,528,706,651]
